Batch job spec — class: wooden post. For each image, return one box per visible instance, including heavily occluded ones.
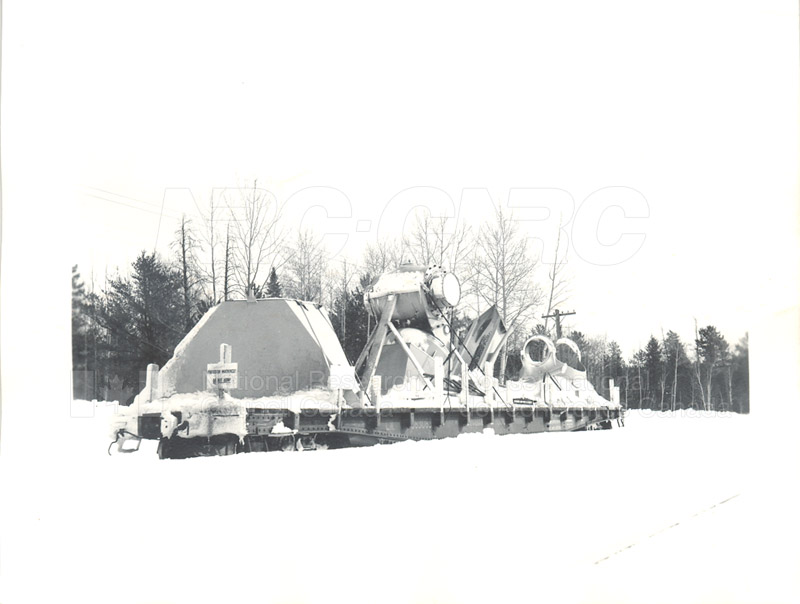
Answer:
[608,378,621,405]
[145,364,159,403]
[461,355,469,423]
[484,361,494,403]
[371,376,382,411]
[541,309,576,340]
[434,356,444,412]
[484,361,494,423]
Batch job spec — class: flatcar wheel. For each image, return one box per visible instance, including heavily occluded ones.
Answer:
[196,442,217,457]
[279,435,295,452]
[157,438,170,459]
[208,435,240,456]
[219,438,238,456]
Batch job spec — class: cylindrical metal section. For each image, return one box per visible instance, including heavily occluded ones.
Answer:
[429,272,461,308]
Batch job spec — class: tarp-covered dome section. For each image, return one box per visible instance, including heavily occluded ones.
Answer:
[149,299,351,399]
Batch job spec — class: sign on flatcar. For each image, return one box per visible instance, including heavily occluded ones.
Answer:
[206,363,238,390]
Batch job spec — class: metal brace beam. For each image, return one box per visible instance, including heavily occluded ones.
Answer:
[387,321,435,392]
[358,295,397,404]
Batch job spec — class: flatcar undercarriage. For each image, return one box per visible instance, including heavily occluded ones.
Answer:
[123,402,622,459]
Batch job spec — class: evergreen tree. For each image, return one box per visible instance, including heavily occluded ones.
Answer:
[329,282,371,363]
[98,252,188,390]
[663,331,692,411]
[532,323,549,336]
[196,297,216,317]
[605,340,626,403]
[72,266,109,400]
[644,336,663,409]
[72,266,92,398]
[266,267,282,297]
[731,334,749,413]
[696,325,729,410]
[629,349,648,409]
[72,266,87,369]
[503,328,524,380]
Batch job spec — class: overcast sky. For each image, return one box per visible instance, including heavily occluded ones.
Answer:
[3,0,798,357]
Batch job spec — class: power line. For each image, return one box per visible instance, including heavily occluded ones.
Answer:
[84,186,167,210]
[83,193,182,220]
[84,187,222,224]
[153,192,167,252]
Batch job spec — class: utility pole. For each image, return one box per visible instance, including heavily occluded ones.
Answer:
[541,309,576,339]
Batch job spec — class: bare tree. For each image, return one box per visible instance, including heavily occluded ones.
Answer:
[201,194,219,303]
[284,229,328,303]
[222,223,232,301]
[586,335,609,394]
[171,215,204,330]
[225,182,286,298]
[362,238,404,278]
[468,207,543,381]
[402,211,472,277]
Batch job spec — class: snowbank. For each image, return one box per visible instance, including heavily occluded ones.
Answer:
[1,407,797,604]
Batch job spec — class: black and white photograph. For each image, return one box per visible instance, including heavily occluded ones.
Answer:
[1,2,798,603]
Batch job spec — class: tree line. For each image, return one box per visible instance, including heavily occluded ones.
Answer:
[555,328,749,413]
[72,186,748,411]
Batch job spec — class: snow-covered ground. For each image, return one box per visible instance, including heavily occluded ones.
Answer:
[1,404,798,604]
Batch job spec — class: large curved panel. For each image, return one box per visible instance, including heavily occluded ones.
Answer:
[555,337,582,363]
[153,299,349,399]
